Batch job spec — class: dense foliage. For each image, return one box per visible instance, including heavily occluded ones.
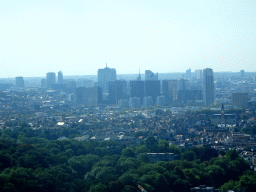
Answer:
[0,127,254,192]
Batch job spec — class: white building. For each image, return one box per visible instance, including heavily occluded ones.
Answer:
[97,64,116,93]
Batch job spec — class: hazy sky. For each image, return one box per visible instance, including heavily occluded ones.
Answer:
[1,0,255,77]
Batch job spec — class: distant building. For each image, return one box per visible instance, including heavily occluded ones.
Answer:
[46,72,56,88]
[156,96,165,106]
[203,68,215,105]
[98,64,116,93]
[145,70,158,80]
[84,86,103,106]
[177,78,188,103]
[186,68,191,78]
[232,92,249,109]
[58,71,63,84]
[146,153,179,163]
[41,79,47,88]
[195,69,203,80]
[15,76,24,88]
[129,97,140,108]
[211,105,236,127]
[143,96,153,108]
[144,80,160,104]
[108,80,127,105]
[191,185,220,192]
[76,87,85,104]
[130,80,144,103]
[162,80,177,104]
[76,86,103,105]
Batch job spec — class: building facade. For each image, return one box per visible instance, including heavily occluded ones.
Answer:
[46,72,56,89]
[203,68,215,105]
[98,65,116,93]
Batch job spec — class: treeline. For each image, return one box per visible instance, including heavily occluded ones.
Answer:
[0,127,255,192]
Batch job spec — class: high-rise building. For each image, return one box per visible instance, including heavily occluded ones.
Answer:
[46,72,56,88]
[41,79,47,88]
[203,68,215,105]
[130,80,144,103]
[108,80,127,105]
[145,70,158,80]
[162,80,177,104]
[98,64,116,93]
[177,78,188,103]
[15,76,24,88]
[144,80,160,104]
[76,86,102,105]
[232,92,249,109]
[76,87,85,104]
[186,68,191,78]
[58,71,63,84]
[195,69,203,80]
[85,86,103,106]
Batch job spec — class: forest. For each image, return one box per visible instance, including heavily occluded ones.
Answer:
[0,125,255,192]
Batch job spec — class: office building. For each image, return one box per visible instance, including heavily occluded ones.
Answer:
[98,64,116,93]
[130,80,144,103]
[145,70,158,80]
[85,86,103,106]
[195,69,203,80]
[186,68,191,78]
[177,78,188,103]
[129,97,140,108]
[156,96,165,106]
[76,87,85,104]
[144,80,160,104]
[162,80,177,104]
[232,92,249,109]
[58,71,63,84]
[76,86,102,105]
[46,72,56,88]
[143,96,153,108]
[108,80,127,105]
[15,76,24,88]
[203,68,215,105]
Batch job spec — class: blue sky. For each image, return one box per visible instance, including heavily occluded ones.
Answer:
[1,0,255,77]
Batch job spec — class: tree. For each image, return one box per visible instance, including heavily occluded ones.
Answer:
[145,136,158,153]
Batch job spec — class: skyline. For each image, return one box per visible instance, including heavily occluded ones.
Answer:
[1,0,256,77]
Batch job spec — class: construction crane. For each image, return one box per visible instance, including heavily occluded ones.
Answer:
[138,185,147,192]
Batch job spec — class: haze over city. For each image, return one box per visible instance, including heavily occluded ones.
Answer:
[1,0,256,77]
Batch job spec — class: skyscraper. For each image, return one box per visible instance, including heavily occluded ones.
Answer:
[162,80,177,104]
[98,64,116,93]
[58,71,63,84]
[130,80,144,103]
[46,72,56,88]
[203,68,215,105]
[144,80,160,104]
[145,70,158,80]
[108,80,127,105]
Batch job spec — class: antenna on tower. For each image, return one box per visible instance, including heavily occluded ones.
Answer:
[137,68,141,81]
[106,63,107,67]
